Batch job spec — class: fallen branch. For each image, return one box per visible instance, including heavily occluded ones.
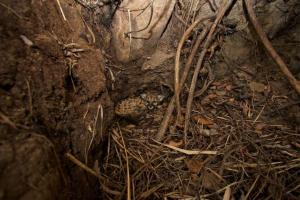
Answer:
[244,0,300,95]
[184,0,234,145]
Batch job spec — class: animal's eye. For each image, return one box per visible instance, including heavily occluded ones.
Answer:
[148,105,154,110]
[153,102,158,106]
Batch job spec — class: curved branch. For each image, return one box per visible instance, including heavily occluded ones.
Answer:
[184,0,234,145]
[244,0,300,95]
[174,15,214,124]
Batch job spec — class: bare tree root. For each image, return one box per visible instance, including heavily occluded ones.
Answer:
[184,0,234,145]
[174,15,215,125]
[155,25,211,141]
[244,0,300,95]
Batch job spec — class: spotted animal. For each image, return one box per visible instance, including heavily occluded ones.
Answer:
[115,92,165,119]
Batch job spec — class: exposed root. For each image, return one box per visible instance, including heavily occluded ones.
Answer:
[174,15,215,126]
[184,0,234,145]
[156,24,211,141]
[244,0,300,95]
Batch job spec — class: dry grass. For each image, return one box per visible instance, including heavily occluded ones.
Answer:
[98,1,300,199]
[101,96,300,199]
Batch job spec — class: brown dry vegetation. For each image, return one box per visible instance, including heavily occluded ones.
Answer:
[0,0,300,199]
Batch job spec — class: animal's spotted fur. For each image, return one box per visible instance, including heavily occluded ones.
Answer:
[115,92,165,119]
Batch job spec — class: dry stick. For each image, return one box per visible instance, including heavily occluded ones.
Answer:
[56,0,67,21]
[118,129,131,200]
[184,0,234,145]
[174,15,215,124]
[0,2,23,19]
[65,152,99,177]
[244,175,260,200]
[244,0,300,95]
[65,152,122,196]
[25,78,33,116]
[155,24,212,141]
[0,111,17,129]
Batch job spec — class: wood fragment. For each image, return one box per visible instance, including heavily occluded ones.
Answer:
[20,35,33,47]
[223,186,231,200]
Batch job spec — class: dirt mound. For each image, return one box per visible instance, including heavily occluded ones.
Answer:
[0,132,64,200]
[0,0,113,199]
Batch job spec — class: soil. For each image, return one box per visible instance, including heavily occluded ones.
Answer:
[0,0,300,200]
[0,0,113,199]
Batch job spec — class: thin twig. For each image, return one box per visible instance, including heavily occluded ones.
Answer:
[153,140,217,155]
[127,9,132,51]
[124,1,154,37]
[85,103,101,164]
[184,0,234,146]
[25,78,33,116]
[65,152,99,177]
[0,2,23,19]
[119,129,131,200]
[244,175,260,200]
[0,111,17,129]
[56,0,67,21]
[200,181,241,198]
[244,0,300,95]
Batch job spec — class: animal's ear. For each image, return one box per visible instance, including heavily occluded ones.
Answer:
[157,95,165,101]
[140,93,147,99]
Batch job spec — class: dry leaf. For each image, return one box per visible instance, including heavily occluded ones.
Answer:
[255,123,267,134]
[185,159,203,174]
[192,115,214,125]
[249,81,266,93]
[167,139,183,148]
[225,84,232,91]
